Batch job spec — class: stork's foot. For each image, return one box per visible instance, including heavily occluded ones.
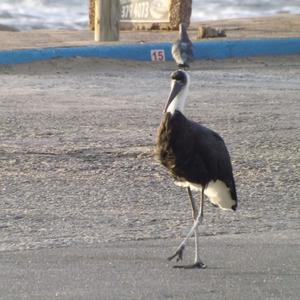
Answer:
[173,261,207,269]
[168,245,185,262]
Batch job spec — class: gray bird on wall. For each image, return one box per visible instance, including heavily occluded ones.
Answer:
[172,23,194,69]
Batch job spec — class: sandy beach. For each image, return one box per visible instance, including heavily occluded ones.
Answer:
[0,14,299,51]
[0,54,299,298]
[1,55,299,248]
[0,12,300,299]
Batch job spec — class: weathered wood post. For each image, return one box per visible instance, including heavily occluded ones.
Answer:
[169,0,192,29]
[94,0,120,42]
[89,0,95,30]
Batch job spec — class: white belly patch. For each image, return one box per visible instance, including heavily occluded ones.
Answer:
[175,179,235,210]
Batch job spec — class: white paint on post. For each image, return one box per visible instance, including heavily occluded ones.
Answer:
[94,0,101,42]
[120,0,170,22]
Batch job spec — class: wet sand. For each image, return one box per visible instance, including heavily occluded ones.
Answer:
[0,230,299,299]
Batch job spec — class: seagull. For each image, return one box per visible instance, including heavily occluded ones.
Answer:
[172,23,194,69]
[156,69,238,268]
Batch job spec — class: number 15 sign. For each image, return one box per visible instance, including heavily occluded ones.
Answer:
[151,49,166,61]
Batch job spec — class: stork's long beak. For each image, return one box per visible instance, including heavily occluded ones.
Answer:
[164,80,184,113]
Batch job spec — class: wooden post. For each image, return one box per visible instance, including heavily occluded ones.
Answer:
[94,0,101,41]
[169,0,192,29]
[94,0,120,42]
[89,0,95,30]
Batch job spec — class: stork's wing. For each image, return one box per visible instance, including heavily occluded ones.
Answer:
[192,122,238,202]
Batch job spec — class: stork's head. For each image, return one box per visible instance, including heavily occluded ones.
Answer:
[164,69,190,114]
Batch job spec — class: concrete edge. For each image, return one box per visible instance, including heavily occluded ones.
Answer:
[0,38,300,65]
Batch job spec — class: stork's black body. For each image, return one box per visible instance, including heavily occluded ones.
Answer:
[157,110,237,208]
[156,69,238,268]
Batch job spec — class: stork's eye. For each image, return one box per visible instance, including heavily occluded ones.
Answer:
[171,70,187,83]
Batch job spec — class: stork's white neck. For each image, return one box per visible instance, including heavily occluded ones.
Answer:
[167,73,190,115]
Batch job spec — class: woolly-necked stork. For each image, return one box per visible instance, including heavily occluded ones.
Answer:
[156,69,238,268]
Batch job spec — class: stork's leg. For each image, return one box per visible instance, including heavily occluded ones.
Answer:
[168,188,206,269]
[188,188,206,268]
